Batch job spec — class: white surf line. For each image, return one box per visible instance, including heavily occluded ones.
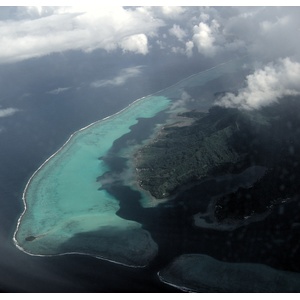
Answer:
[153,56,243,98]
[14,244,151,268]
[13,56,243,256]
[157,271,197,292]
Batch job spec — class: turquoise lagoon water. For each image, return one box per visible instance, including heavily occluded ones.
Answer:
[14,58,246,266]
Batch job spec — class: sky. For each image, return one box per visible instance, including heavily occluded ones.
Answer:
[0,4,300,117]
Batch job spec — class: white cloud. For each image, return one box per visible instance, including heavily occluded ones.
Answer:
[171,46,186,55]
[185,41,194,58]
[0,107,20,118]
[170,90,194,111]
[260,16,290,32]
[47,87,70,95]
[158,7,300,60]
[169,24,186,42]
[119,34,148,55]
[160,6,186,19]
[200,12,210,22]
[91,66,143,88]
[2,7,300,63]
[221,7,300,60]
[0,6,164,63]
[156,39,166,49]
[192,21,218,57]
[216,58,300,110]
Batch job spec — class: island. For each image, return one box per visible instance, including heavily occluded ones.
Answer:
[134,96,300,226]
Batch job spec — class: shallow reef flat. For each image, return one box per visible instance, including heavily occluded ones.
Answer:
[158,254,300,292]
[14,95,169,267]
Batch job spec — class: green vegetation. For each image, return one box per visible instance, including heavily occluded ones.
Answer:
[134,105,267,199]
[135,96,300,224]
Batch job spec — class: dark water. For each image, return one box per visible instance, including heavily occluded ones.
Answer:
[104,116,300,276]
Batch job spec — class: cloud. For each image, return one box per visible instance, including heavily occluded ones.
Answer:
[91,66,143,88]
[170,91,194,111]
[2,7,300,64]
[185,41,194,58]
[156,39,166,50]
[192,20,219,57]
[169,24,186,42]
[171,46,184,55]
[200,12,210,22]
[0,107,20,118]
[47,87,70,95]
[156,7,300,60]
[215,57,300,110]
[221,7,300,60]
[0,6,164,63]
[119,34,148,55]
[160,6,186,19]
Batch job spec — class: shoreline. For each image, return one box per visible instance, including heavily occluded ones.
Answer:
[157,272,196,293]
[14,242,150,268]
